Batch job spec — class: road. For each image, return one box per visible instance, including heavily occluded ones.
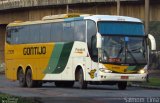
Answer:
[0,74,160,103]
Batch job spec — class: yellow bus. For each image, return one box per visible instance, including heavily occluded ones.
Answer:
[5,14,156,89]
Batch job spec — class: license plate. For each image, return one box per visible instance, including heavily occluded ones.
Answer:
[121,76,129,79]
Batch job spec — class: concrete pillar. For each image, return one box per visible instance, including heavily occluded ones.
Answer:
[117,0,120,15]
[66,4,69,14]
[0,24,6,63]
[145,0,150,34]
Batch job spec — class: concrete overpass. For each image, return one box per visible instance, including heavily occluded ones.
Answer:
[0,0,160,64]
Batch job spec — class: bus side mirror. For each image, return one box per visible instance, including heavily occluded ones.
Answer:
[96,33,102,48]
[148,34,156,51]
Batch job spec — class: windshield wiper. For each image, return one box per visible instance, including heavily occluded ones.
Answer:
[127,50,138,64]
[117,46,124,58]
[130,47,141,53]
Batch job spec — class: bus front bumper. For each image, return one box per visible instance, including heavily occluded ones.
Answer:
[98,73,147,82]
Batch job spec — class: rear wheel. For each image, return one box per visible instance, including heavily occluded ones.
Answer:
[118,82,127,90]
[78,69,87,89]
[26,69,36,88]
[17,69,26,87]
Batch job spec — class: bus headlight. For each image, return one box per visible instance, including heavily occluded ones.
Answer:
[138,69,147,74]
[99,68,112,73]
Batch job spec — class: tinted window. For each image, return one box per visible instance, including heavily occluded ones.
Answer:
[62,21,74,42]
[74,20,86,42]
[29,24,40,43]
[6,28,12,44]
[18,26,30,44]
[39,23,51,42]
[51,22,63,42]
[91,35,98,61]
[11,27,19,44]
[7,20,95,44]
[98,22,144,36]
[87,20,97,48]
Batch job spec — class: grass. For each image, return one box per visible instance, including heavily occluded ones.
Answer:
[135,77,160,87]
[0,93,40,103]
[146,77,160,87]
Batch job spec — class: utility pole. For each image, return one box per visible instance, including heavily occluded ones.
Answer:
[117,0,120,15]
[145,0,150,83]
[145,0,150,34]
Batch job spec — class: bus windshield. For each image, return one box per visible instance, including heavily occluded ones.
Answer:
[100,36,147,64]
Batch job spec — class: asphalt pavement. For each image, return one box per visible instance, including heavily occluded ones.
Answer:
[0,74,160,103]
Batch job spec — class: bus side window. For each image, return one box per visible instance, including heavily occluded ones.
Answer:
[62,21,74,42]
[7,27,19,44]
[18,26,29,44]
[87,20,97,61]
[39,23,51,43]
[11,27,19,44]
[29,24,40,43]
[87,20,97,48]
[91,35,98,61]
[6,28,11,44]
[74,20,86,42]
[51,22,63,42]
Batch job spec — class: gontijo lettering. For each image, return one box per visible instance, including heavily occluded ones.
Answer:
[23,46,46,55]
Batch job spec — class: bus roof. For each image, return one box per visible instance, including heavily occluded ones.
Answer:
[8,14,142,27]
[84,15,142,23]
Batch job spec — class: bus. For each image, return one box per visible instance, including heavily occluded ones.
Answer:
[5,14,156,90]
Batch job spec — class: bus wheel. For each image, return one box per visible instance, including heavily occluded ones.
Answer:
[78,69,87,89]
[26,69,36,88]
[118,82,127,90]
[18,69,26,87]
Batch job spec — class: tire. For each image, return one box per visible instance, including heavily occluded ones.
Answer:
[26,69,36,88]
[17,69,26,87]
[78,69,87,89]
[118,82,127,90]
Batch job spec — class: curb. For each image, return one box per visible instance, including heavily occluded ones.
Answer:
[131,84,160,89]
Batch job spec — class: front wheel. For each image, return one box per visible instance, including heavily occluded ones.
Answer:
[78,69,87,89]
[18,69,26,87]
[118,82,127,90]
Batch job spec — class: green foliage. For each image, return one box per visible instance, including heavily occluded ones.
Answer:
[147,77,160,87]
[139,77,160,87]
[0,93,40,103]
[149,21,160,33]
